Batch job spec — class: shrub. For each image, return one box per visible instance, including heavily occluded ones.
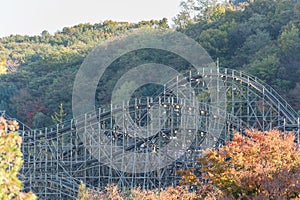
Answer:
[0,117,36,200]
[196,130,300,199]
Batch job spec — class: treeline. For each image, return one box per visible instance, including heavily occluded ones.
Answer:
[0,19,169,127]
[0,0,300,128]
[178,0,300,111]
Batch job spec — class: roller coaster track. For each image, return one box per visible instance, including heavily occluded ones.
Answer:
[219,68,297,125]
[2,68,299,199]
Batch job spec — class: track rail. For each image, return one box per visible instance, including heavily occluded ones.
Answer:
[2,68,299,199]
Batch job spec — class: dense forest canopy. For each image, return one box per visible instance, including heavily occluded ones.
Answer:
[0,0,299,128]
[0,19,169,127]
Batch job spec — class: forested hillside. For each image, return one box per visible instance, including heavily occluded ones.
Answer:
[0,19,169,127]
[0,0,299,128]
[177,0,300,110]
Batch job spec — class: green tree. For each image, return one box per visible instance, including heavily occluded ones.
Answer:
[0,84,17,112]
[197,0,223,22]
[247,53,279,85]
[32,112,52,128]
[158,18,169,29]
[173,0,229,27]
[278,23,300,55]
[173,0,198,29]
[197,28,228,59]
[40,30,51,43]
[237,30,272,65]
[278,23,300,88]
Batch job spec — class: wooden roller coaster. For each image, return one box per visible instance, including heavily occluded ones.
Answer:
[1,67,299,199]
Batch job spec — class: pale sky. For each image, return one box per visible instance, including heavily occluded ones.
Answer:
[0,0,182,38]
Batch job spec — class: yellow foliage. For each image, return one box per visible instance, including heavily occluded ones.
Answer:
[0,117,36,200]
[211,4,226,21]
[76,183,222,200]
[0,57,6,75]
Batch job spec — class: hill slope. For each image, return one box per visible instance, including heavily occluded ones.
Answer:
[0,0,299,127]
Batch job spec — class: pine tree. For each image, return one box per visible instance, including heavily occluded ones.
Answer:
[51,103,66,124]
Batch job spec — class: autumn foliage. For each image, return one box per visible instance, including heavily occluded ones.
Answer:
[77,183,201,200]
[78,130,300,199]
[0,117,36,200]
[181,130,300,199]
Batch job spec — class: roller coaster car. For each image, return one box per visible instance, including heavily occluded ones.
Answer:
[187,74,203,82]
